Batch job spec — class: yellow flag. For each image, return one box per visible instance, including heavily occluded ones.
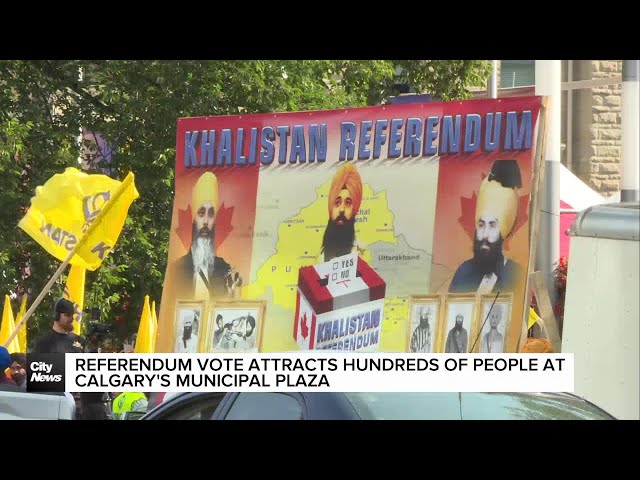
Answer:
[15,295,28,352]
[528,307,541,329]
[18,167,139,271]
[134,295,154,353]
[0,295,20,354]
[150,300,158,352]
[63,264,86,335]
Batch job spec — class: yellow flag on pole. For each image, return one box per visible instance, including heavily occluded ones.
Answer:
[150,300,158,352]
[63,264,86,335]
[528,307,541,329]
[15,295,27,352]
[0,295,20,354]
[18,167,139,271]
[134,295,154,353]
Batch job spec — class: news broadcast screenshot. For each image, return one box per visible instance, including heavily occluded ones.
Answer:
[1,60,637,424]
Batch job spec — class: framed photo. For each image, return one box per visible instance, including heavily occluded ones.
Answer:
[173,300,206,353]
[475,293,513,353]
[406,295,444,353]
[439,294,479,354]
[207,300,266,353]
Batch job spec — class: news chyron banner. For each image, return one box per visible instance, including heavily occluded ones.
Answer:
[27,352,575,394]
[156,96,545,356]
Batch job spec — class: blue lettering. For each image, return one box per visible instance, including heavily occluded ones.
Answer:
[441,115,461,154]
[403,118,422,157]
[373,120,388,159]
[505,110,532,150]
[51,228,62,244]
[371,309,381,328]
[358,120,373,160]
[331,320,340,340]
[260,127,275,165]
[200,130,215,166]
[388,118,403,158]
[340,122,357,161]
[309,124,327,162]
[40,221,51,236]
[276,125,290,164]
[216,129,232,165]
[484,113,501,152]
[423,116,439,155]
[290,125,306,163]
[184,131,198,167]
[316,323,324,344]
[349,316,357,335]
[362,311,371,330]
[464,114,482,153]
[91,242,112,260]
[235,129,247,165]
[248,128,258,165]
[64,235,77,251]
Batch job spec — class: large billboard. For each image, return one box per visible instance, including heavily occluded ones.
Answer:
[157,96,546,355]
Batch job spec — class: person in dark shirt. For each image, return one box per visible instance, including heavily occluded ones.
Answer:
[33,298,85,354]
[34,297,109,420]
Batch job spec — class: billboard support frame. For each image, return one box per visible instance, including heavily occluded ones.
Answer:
[519,96,551,351]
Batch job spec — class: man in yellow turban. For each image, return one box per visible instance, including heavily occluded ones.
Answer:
[449,159,523,294]
[317,162,365,263]
[175,171,241,300]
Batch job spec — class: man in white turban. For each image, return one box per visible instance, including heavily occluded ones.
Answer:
[449,159,523,294]
[175,309,199,353]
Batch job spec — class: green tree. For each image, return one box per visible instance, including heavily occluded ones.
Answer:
[0,60,491,348]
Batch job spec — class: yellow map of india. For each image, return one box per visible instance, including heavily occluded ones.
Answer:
[243,178,411,352]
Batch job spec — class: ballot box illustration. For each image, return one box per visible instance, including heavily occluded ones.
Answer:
[293,252,386,351]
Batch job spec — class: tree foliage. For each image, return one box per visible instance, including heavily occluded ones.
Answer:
[0,60,491,348]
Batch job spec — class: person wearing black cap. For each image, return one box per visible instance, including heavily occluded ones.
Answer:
[449,159,524,294]
[33,297,110,420]
[32,297,85,354]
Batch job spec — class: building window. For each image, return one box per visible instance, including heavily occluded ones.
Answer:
[500,60,535,88]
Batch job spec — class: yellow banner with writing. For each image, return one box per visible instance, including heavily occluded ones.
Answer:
[18,167,139,271]
[63,264,86,335]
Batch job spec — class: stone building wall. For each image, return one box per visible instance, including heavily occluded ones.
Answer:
[586,60,622,195]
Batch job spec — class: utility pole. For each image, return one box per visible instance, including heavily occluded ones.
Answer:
[487,60,498,99]
[534,60,561,304]
[621,60,639,202]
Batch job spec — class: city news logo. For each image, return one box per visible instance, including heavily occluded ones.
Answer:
[26,353,66,393]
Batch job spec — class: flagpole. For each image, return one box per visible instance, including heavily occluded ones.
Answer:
[3,172,135,348]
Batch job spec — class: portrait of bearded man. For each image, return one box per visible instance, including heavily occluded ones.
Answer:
[449,159,524,294]
[174,171,241,300]
[317,162,366,263]
[410,305,433,353]
[174,309,199,353]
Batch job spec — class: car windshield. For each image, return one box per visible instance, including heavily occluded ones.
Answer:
[343,392,615,420]
[343,393,462,420]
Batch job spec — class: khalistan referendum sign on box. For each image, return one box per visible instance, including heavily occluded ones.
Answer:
[156,96,547,355]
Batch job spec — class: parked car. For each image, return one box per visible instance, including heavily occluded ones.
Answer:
[0,384,76,420]
[138,391,616,420]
